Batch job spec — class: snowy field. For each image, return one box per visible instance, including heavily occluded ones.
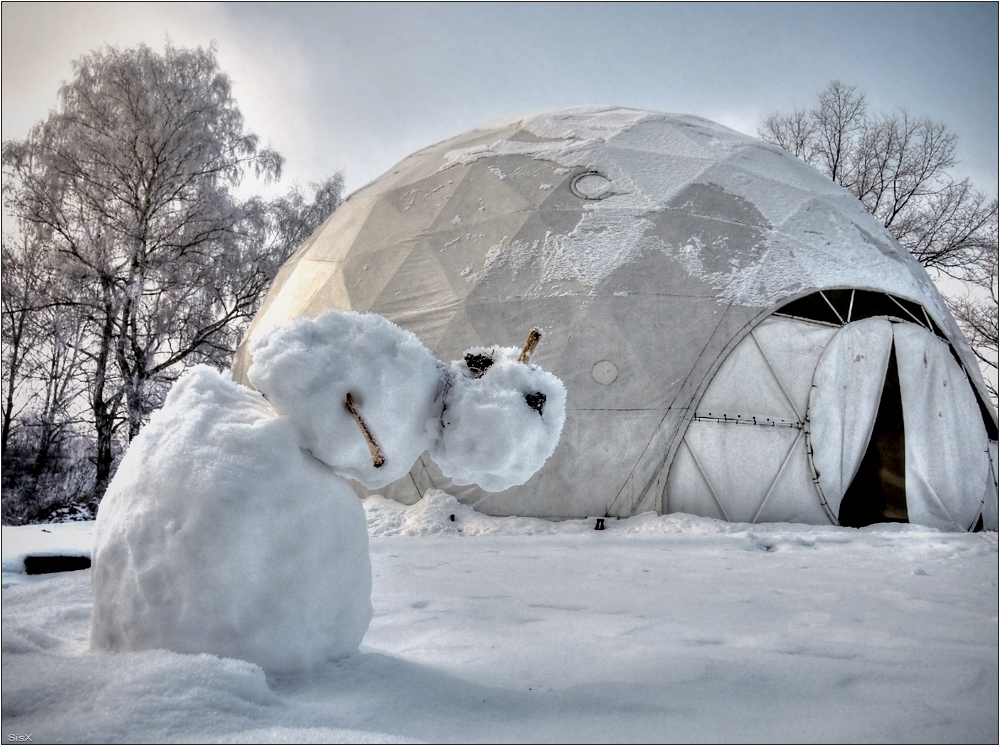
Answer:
[3,493,998,744]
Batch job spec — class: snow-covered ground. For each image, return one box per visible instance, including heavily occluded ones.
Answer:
[3,493,998,743]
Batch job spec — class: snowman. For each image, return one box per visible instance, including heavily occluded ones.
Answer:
[90,310,566,674]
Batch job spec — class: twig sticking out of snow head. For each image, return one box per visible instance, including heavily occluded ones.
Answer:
[518,329,542,364]
[344,392,385,468]
[519,329,546,415]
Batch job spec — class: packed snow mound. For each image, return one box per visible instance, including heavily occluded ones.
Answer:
[364,491,572,537]
[361,491,711,538]
[91,366,372,674]
[362,490,965,546]
[432,347,567,492]
[249,311,445,488]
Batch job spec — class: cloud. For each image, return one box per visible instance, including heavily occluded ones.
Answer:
[2,4,996,194]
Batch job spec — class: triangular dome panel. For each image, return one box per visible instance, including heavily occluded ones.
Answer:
[342,243,414,311]
[682,421,802,523]
[372,242,458,316]
[697,332,799,422]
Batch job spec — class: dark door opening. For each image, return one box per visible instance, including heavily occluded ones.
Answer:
[839,344,908,527]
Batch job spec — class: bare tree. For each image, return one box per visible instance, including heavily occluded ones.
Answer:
[3,43,342,503]
[760,81,999,401]
[1,231,44,461]
[948,240,999,402]
[2,226,91,521]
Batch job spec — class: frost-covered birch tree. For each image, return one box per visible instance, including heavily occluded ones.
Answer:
[2,43,342,507]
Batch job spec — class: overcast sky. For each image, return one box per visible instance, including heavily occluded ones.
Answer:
[3,2,997,196]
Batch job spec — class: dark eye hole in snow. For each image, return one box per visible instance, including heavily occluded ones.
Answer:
[524,391,546,415]
[464,352,495,378]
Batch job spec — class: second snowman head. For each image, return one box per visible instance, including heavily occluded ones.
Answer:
[431,345,567,493]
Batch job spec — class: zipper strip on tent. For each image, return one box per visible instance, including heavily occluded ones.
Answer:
[804,418,839,524]
[690,414,803,428]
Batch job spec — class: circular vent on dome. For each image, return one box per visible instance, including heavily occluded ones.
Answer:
[571,171,613,200]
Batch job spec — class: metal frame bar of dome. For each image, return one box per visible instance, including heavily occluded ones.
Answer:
[751,430,804,524]
[819,291,845,325]
[751,327,805,422]
[887,293,930,328]
[681,439,730,523]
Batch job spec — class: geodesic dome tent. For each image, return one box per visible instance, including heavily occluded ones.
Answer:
[233,107,999,531]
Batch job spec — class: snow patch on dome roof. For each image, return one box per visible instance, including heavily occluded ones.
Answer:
[468,212,655,292]
[443,107,942,315]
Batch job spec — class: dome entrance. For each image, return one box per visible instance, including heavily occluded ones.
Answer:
[837,344,907,527]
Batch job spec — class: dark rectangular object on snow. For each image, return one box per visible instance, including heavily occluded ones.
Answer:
[24,555,91,575]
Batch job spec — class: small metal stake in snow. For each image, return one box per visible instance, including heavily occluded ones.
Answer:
[344,392,385,468]
[518,329,542,364]
[595,518,605,531]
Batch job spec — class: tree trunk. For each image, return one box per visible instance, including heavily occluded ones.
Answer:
[91,288,120,502]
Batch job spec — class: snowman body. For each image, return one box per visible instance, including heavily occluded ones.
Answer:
[91,311,565,673]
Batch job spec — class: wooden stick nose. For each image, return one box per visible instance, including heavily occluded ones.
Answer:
[344,392,385,468]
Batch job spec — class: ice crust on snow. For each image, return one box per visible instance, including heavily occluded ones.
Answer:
[249,311,445,488]
[91,366,373,674]
[432,347,567,492]
[469,214,656,292]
